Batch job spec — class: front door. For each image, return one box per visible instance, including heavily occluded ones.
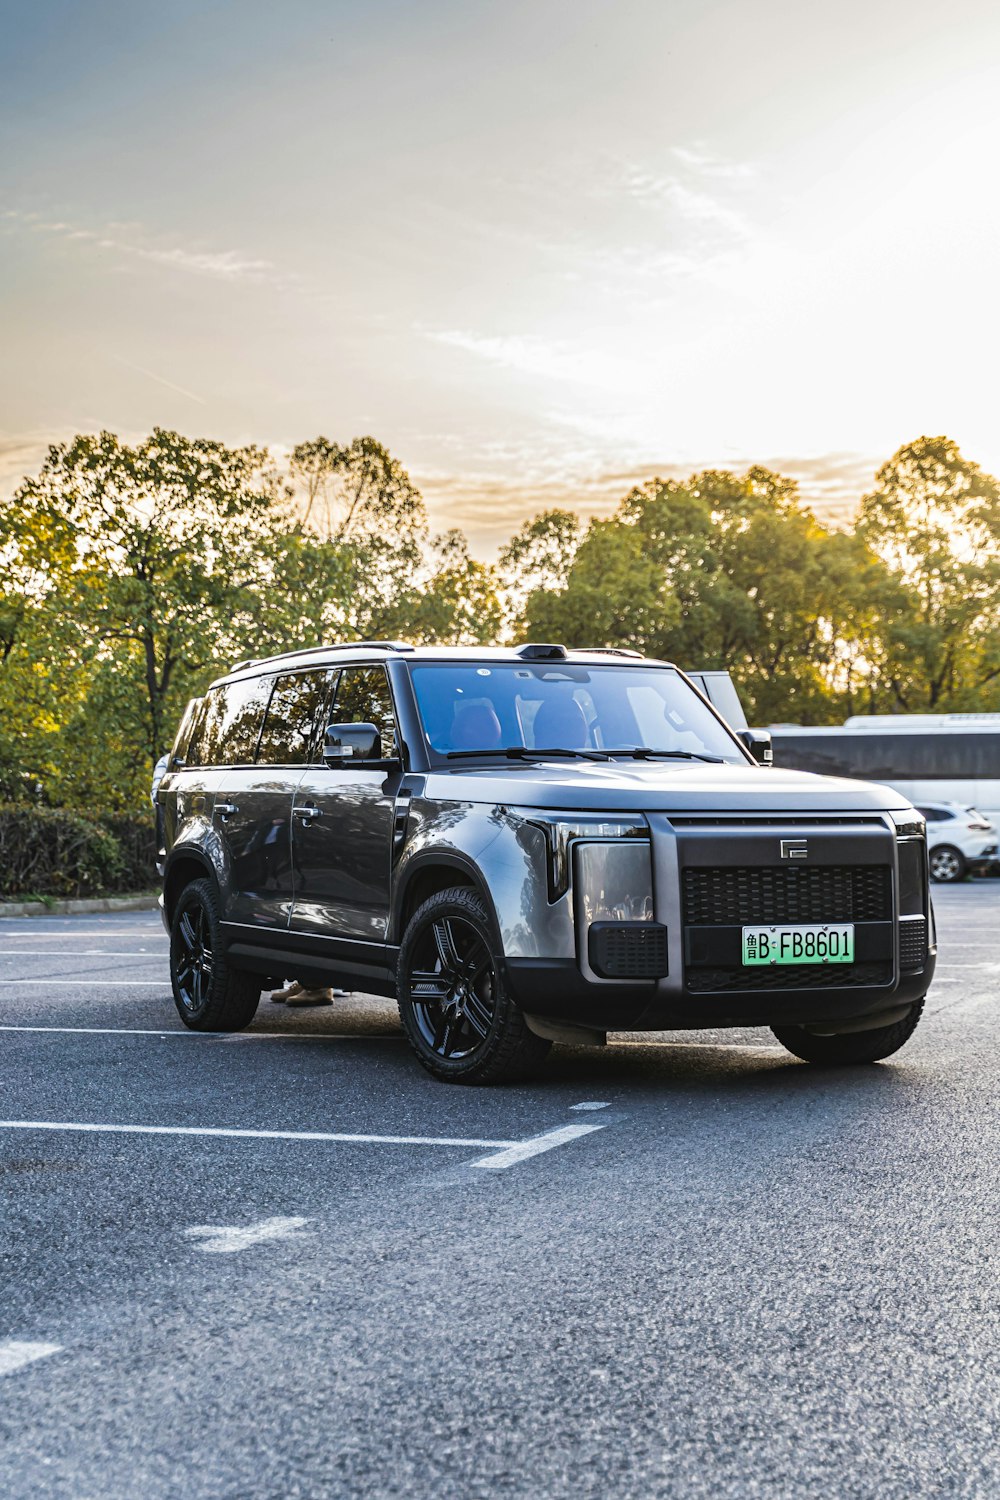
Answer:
[290,664,400,942]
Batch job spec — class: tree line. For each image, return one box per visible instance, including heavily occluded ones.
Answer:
[1,428,997,812]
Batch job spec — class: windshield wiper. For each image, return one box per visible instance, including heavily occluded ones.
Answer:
[606,747,726,764]
[445,746,610,762]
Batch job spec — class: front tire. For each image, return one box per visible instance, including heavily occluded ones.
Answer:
[929,844,966,883]
[170,878,261,1031]
[771,999,925,1065]
[397,887,551,1083]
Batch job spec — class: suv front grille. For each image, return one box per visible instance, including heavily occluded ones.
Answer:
[682,866,892,926]
[688,961,892,994]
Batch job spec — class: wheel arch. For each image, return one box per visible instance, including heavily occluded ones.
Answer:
[163,847,217,926]
[393,851,502,947]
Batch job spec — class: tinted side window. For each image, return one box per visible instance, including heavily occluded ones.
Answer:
[257,670,336,765]
[332,666,397,757]
[192,677,272,766]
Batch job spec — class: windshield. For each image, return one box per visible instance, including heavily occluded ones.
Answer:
[409,663,746,763]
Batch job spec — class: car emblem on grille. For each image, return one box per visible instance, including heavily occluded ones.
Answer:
[780,839,808,859]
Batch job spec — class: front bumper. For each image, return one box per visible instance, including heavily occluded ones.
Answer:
[507,812,935,1032]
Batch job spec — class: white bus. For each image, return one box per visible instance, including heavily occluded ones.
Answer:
[769,714,1000,826]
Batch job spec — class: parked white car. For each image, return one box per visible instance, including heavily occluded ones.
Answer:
[916,801,998,882]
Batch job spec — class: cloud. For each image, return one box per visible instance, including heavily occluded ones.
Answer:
[426,330,629,389]
[109,355,206,405]
[670,145,757,181]
[620,161,755,244]
[414,450,881,558]
[6,210,284,288]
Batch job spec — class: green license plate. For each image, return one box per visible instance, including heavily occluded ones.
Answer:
[742,924,855,966]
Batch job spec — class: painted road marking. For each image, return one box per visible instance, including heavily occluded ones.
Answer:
[0,1120,518,1150]
[616,1039,786,1052]
[0,980,168,986]
[0,1116,619,1170]
[185,1217,309,1253]
[0,1025,403,1040]
[0,1341,62,1376]
[469,1120,609,1171]
[569,1100,611,1111]
[0,950,165,957]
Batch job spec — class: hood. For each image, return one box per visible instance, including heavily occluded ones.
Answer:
[423,759,914,815]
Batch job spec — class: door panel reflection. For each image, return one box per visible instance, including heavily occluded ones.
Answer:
[291,767,398,940]
[214,767,307,928]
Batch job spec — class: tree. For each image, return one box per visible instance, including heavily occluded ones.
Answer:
[2,429,286,806]
[377,531,505,645]
[499,509,582,630]
[288,436,427,634]
[857,436,1000,710]
[522,468,855,721]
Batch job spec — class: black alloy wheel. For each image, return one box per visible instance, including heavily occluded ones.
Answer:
[397,886,551,1083]
[169,878,261,1031]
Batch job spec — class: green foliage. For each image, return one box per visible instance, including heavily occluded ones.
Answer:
[0,429,288,807]
[0,804,142,898]
[858,436,1000,709]
[1,425,998,821]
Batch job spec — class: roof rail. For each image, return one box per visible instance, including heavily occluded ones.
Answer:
[516,642,569,661]
[226,640,415,676]
[586,646,643,659]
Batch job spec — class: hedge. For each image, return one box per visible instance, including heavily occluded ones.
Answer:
[0,805,157,899]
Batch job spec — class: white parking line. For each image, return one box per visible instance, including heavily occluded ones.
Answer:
[469,1120,609,1170]
[569,1100,611,1111]
[616,1039,786,1053]
[0,951,165,958]
[185,1217,309,1253]
[0,980,167,986]
[0,1024,403,1040]
[936,963,1000,971]
[0,1116,617,1169]
[0,1119,517,1149]
[0,1341,62,1376]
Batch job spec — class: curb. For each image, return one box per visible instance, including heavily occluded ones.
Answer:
[0,894,160,919]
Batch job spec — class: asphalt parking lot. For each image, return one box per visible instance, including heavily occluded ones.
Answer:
[1,886,999,1499]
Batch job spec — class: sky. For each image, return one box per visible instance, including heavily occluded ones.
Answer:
[3,0,1000,553]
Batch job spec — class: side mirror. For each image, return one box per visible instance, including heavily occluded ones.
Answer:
[738,728,773,766]
[323,722,382,764]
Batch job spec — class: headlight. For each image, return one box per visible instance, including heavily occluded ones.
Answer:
[515,809,649,901]
[889,808,926,839]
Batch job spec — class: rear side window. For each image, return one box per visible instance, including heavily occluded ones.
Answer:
[256,670,336,765]
[188,677,272,766]
[169,696,204,767]
[332,666,398,758]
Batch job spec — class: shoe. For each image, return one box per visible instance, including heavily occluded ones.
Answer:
[270,981,304,1004]
[285,986,335,1007]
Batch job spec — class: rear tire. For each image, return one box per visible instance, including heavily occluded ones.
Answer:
[397,887,551,1083]
[929,844,966,883]
[771,999,925,1065]
[170,878,261,1031]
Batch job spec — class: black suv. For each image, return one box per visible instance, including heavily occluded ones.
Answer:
[157,641,935,1082]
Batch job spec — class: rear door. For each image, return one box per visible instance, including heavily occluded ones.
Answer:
[289,663,401,942]
[206,673,299,931]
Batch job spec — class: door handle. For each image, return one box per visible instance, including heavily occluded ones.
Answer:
[293,805,323,822]
[215,803,239,821]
